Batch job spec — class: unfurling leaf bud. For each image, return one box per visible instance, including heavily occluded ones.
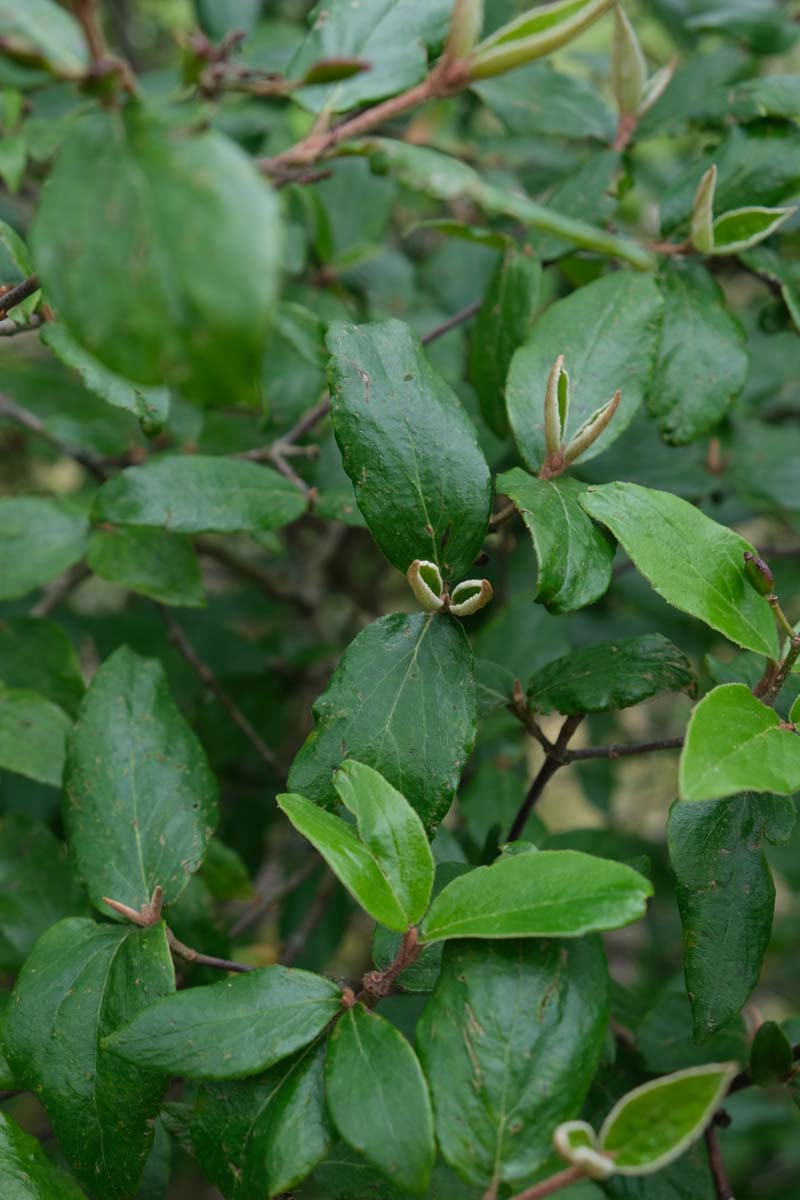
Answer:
[636,60,675,117]
[553,1121,615,1180]
[689,164,717,254]
[407,559,445,611]
[743,551,774,597]
[611,5,647,117]
[449,578,493,616]
[467,0,616,81]
[446,0,485,61]
[563,390,621,465]
[544,354,569,457]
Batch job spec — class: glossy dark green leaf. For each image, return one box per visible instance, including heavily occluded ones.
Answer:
[5,919,175,1200]
[0,813,86,971]
[0,993,16,1088]
[105,965,341,1081]
[0,684,70,786]
[93,455,306,534]
[507,273,663,471]
[637,977,748,1075]
[580,483,779,658]
[87,526,205,607]
[0,1111,86,1199]
[41,324,169,436]
[416,937,608,1187]
[0,498,87,600]
[468,247,541,437]
[0,0,88,78]
[32,107,282,406]
[474,657,516,717]
[649,261,748,445]
[290,0,451,113]
[288,613,476,833]
[64,645,219,914]
[190,1042,332,1199]
[0,617,83,716]
[328,320,492,579]
[668,793,787,1040]
[749,1020,793,1086]
[497,470,615,613]
[528,634,695,715]
[472,62,615,140]
[325,1004,434,1194]
[419,849,652,942]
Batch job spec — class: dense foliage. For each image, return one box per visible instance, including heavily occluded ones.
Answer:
[0,1,799,1197]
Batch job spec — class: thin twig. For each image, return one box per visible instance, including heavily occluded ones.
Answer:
[281,870,337,966]
[0,313,42,337]
[508,1164,585,1200]
[421,299,481,345]
[489,501,518,532]
[73,0,109,64]
[166,929,254,974]
[507,715,584,842]
[30,563,92,619]
[564,735,685,762]
[157,605,279,772]
[0,274,39,318]
[0,391,107,481]
[358,927,422,1006]
[727,1043,800,1094]
[704,1127,734,1200]
[103,889,254,973]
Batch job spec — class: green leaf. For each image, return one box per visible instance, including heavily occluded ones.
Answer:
[0,684,70,786]
[474,657,516,717]
[325,1004,435,1194]
[468,247,541,438]
[468,0,616,79]
[649,261,748,445]
[64,645,219,915]
[739,245,800,332]
[290,0,451,113]
[5,918,175,1199]
[528,634,695,715]
[0,616,83,716]
[41,324,169,436]
[0,993,16,1089]
[288,613,476,834]
[277,792,409,931]
[0,1111,86,1199]
[598,1063,737,1174]
[507,273,663,471]
[190,1042,333,1200]
[87,526,205,607]
[0,0,88,78]
[0,813,86,971]
[416,937,609,1188]
[679,683,800,802]
[327,319,492,579]
[93,455,306,534]
[472,62,615,141]
[749,1020,793,1086]
[334,760,435,926]
[712,205,796,255]
[668,794,779,1041]
[530,148,621,261]
[418,849,652,942]
[32,106,282,406]
[579,483,779,658]
[637,976,749,1076]
[194,0,262,40]
[497,470,615,613]
[0,497,87,600]
[105,965,341,1081]
[0,219,39,319]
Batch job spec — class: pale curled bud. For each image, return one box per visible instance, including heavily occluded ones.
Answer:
[449,578,493,616]
[553,1121,615,1181]
[689,164,717,254]
[611,5,647,117]
[407,559,445,612]
[743,551,774,597]
[544,354,569,457]
[446,0,485,61]
[467,0,616,81]
[563,390,621,465]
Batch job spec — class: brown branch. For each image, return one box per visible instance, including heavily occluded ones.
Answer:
[73,0,109,64]
[420,298,481,345]
[508,1165,585,1200]
[0,391,107,481]
[489,500,518,532]
[0,313,42,337]
[157,605,280,772]
[281,870,337,966]
[358,927,421,1006]
[704,1127,734,1200]
[30,562,91,618]
[507,715,584,842]
[0,274,39,318]
[564,735,685,762]
[727,1043,800,1095]
[103,889,254,973]
[166,929,254,974]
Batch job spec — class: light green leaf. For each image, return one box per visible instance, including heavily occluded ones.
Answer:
[599,1063,737,1174]
[0,219,39,318]
[0,616,83,716]
[190,1042,333,1200]
[712,205,796,255]
[277,792,408,930]
[468,0,616,79]
[86,526,205,608]
[507,273,663,471]
[334,760,435,926]
[32,106,282,406]
[0,0,88,78]
[417,938,608,1188]
[105,965,341,1081]
[93,455,306,534]
[579,482,779,657]
[418,849,652,942]
[0,684,70,787]
[5,919,175,1199]
[472,62,615,141]
[679,683,800,802]
[0,1111,86,1199]
[64,645,219,915]
[497,470,615,613]
[325,1004,435,1194]
[528,634,695,715]
[287,613,476,834]
[328,319,492,579]
[0,497,87,600]
[41,324,169,436]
